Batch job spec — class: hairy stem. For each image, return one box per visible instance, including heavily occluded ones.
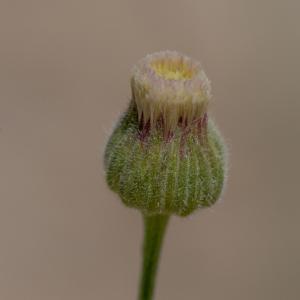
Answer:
[138,214,170,300]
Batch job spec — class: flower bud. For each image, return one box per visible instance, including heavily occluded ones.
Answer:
[104,50,227,217]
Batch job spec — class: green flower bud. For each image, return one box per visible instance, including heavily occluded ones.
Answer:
[104,50,227,217]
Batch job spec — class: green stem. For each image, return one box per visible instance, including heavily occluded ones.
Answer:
[138,214,170,300]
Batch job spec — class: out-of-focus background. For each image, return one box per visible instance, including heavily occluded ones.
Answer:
[0,1,299,299]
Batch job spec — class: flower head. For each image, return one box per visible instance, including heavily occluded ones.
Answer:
[104,51,229,300]
[131,50,211,133]
[105,51,227,216]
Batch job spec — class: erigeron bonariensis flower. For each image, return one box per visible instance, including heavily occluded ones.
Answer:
[104,50,228,300]
[105,50,226,216]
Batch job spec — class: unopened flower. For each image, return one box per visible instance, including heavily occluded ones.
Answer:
[104,50,228,300]
[105,50,226,216]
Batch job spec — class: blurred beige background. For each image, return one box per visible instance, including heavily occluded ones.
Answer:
[0,1,299,299]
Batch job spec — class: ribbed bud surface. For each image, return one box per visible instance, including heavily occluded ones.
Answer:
[104,51,227,217]
[105,103,226,216]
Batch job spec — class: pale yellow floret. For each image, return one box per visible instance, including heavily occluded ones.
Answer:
[150,60,194,80]
[131,51,211,132]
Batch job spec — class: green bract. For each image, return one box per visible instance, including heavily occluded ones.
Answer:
[104,102,226,217]
[104,50,228,300]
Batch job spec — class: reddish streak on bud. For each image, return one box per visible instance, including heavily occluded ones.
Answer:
[196,113,208,144]
[197,117,203,136]
[179,123,191,158]
[178,116,188,128]
[138,114,151,142]
[164,130,174,143]
[201,113,208,144]
[138,111,208,152]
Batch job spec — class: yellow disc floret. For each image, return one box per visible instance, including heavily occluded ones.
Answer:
[131,50,211,132]
[150,59,194,80]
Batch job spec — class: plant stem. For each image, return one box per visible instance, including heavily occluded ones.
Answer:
[138,214,170,300]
